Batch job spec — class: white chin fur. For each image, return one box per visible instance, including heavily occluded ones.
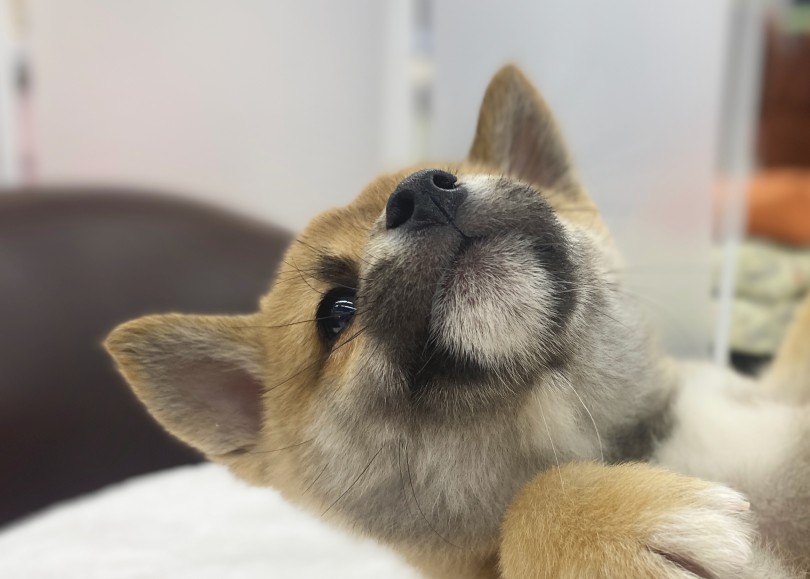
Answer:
[430,235,556,367]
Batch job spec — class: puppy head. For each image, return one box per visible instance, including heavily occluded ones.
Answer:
[107,66,662,553]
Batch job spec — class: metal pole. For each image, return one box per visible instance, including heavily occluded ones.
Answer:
[713,0,769,366]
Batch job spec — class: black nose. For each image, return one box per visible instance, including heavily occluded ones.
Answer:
[385,169,466,230]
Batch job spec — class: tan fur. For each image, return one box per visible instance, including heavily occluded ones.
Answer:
[764,291,810,404]
[502,462,799,579]
[470,66,605,236]
[105,65,810,578]
[470,66,574,194]
[106,314,266,456]
[503,463,711,578]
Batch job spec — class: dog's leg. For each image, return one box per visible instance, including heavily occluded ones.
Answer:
[499,462,799,579]
[763,292,810,405]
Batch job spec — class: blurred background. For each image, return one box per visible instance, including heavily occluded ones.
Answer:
[0,0,809,529]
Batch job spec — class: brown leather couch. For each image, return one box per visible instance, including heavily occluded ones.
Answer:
[758,23,810,168]
[0,189,291,527]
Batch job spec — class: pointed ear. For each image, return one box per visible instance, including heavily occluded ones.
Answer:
[469,65,575,191]
[105,314,265,457]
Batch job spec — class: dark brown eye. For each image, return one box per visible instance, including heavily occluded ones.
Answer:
[316,288,357,343]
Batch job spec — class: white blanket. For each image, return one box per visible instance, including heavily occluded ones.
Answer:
[0,464,420,578]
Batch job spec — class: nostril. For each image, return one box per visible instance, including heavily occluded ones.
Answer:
[386,169,464,231]
[431,171,458,191]
[385,189,416,229]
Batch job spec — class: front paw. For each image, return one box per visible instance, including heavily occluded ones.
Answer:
[645,481,753,578]
[500,463,772,579]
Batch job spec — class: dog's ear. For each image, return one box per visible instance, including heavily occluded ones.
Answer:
[469,65,575,191]
[105,314,265,457]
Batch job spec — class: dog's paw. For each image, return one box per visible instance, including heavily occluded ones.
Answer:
[500,463,760,579]
[646,483,752,578]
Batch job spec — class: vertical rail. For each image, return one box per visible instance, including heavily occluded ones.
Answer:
[0,0,19,185]
[713,0,769,366]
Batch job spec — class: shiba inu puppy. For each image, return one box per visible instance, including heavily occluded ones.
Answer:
[106,66,810,578]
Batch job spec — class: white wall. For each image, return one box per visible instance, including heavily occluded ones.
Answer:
[431,0,734,357]
[26,0,748,357]
[28,0,412,230]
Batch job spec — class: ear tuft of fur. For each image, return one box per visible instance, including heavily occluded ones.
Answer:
[105,314,266,457]
[469,64,575,191]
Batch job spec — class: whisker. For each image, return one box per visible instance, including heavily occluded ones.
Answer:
[271,272,358,293]
[321,445,384,517]
[538,402,567,496]
[303,462,329,496]
[284,257,326,296]
[243,438,314,456]
[413,338,441,380]
[265,324,369,392]
[562,381,604,462]
[237,313,359,331]
[404,440,461,549]
[295,237,383,268]
[397,440,417,519]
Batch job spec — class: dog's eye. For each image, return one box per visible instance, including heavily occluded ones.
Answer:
[316,288,357,342]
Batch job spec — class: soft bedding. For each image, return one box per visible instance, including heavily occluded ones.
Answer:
[727,238,810,302]
[713,238,810,355]
[0,464,419,579]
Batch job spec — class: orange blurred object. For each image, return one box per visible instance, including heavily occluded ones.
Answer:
[747,170,810,246]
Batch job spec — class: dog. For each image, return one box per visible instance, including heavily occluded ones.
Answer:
[106,65,810,578]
